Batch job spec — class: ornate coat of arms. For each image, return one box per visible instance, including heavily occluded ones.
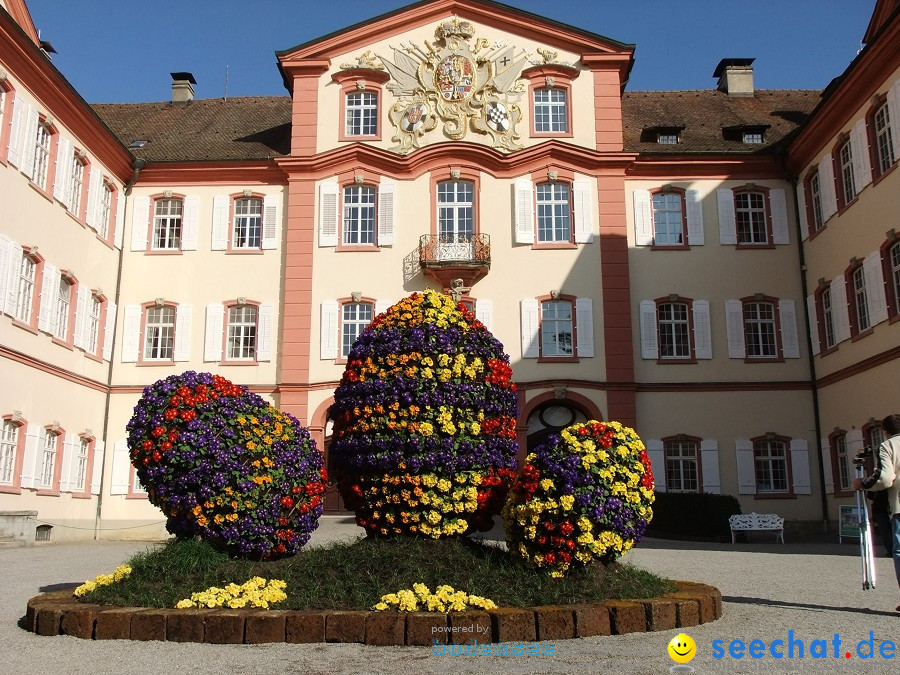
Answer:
[378,17,528,153]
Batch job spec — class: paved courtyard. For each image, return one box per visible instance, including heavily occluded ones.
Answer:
[2,516,897,674]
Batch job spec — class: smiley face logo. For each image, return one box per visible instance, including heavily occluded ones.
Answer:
[667,633,697,663]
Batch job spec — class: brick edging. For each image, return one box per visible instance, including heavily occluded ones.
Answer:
[25,580,722,644]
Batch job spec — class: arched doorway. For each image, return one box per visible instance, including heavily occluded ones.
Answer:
[525,401,589,452]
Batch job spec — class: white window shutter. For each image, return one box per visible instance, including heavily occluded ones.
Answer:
[73,285,90,350]
[20,425,41,489]
[7,93,25,167]
[770,188,789,245]
[257,302,273,362]
[0,236,11,317]
[700,440,720,494]
[818,155,837,222]
[863,250,888,326]
[790,438,811,495]
[797,182,809,241]
[475,299,493,333]
[735,439,756,494]
[103,301,116,361]
[888,79,900,163]
[114,188,125,248]
[513,178,535,244]
[211,195,229,250]
[639,300,658,359]
[806,295,820,356]
[377,179,395,246]
[575,297,594,357]
[850,118,872,190]
[320,300,339,360]
[85,168,101,229]
[374,300,391,317]
[685,189,704,245]
[4,241,23,317]
[120,304,142,363]
[318,182,339,247]
[37,264,60,334]
[59,433,78,492]
[130,195,150,251]
[645,440,665,492]
[90,439,104,495]
[54,137,71,204]
[262,194,281,250]
[725,299,746,358]
[181,195,199,251]
[20,105,38,181]
[632,189,653,246]
[820,437,834,495]
[110,440,131,495]
[204,303,224,362]
[173,304,192,361]
[778,298,800,358]
[717,189,737,245]
[692,300,712,359]
[520,298,539,358]
[846,428,865,456]
[573,179,593,244]
[830,275,851,343]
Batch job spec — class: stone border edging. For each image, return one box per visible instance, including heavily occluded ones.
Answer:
[24,581,721,644]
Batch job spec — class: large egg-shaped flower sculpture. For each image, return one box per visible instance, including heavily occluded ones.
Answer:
[503,421,654,577]
[329,289,518,537]
[126,372,326,559]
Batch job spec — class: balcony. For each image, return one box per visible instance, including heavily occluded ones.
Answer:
[419,233,491,287]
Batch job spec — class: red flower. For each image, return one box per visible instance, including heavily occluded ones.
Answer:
[281,496,294,509]
[544,553,557,565]
[151,426,166,437]
[560,521,574,536]
[142,440,153,451]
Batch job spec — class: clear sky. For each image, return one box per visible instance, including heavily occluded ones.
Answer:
[26,0,875,104]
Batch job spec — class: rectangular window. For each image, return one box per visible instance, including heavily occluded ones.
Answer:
[68,157,84,215]
[873,103,895,175]
[822,287,836,349]
[40,430,57,489]
[152,198,182,250]
[341,302,373,358]
[534,88,568,133]
[14,255,36,324]
[227,305,258,360]
[345,92,377,136]
[342,185,376,245]
[664,440,699,492]
[852,266,870,333]
[54,278,72,340]
[0,421,17,485]
[735,192,768,244]
[839,140,856,204]
[742,131,764,144]
[651,192,684,246]
[33,122,52,190]
[891,242,900,316]
[233,197,262,249]
[834,434,851,492]
[657,132,678,145]
[75,438,89,493]
[744,301,777,358]
[144,306,175,361]
[658,302,691,359]
[809,172,823,232]
[754,439,788,493]
[536,182,571,243]
[86,295,102,354]
[867,426,886,448]
[97,183,112,239]
[541,300,573,357]
[436,180,474,261]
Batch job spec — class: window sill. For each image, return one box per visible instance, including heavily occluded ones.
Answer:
[850,328,874,342]
[537,356,580,364]
[871,161,897,186]
[656,358,698,365]
[836,195,860,216]
[338,134,382,143]
[36,488,61,497]
[137,361,176,367]
[28,181,54,203]
[84,352,103,364]
[145,249,184,256]
[71,492,93,500]
[818,345,839,358]
[650,244,690,251]
[888,313,900,325]
[336,245,380,252]
[831,489,855,499]
[743,357,785,364]
[735,243,776,250]
[533,242,577,250]
[226,249,264,255]
[753,492,796,499]
[51,337,74,350]
[12,319,39,335]
[806,225,827,242]
[65,210,87,228]
[531,131,574,139]
[96,234,115,250]
[0,485,22,495]
[221,360,259,366]
[126,492,148,500]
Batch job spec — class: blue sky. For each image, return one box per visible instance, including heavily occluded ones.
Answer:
[26,1,874,103]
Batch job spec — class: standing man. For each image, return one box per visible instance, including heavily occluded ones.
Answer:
[855,414,900,611]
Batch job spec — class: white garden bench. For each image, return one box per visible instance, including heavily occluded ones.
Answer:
[729,512,784,544]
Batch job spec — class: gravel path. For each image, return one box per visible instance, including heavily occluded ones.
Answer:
[2,517,898,674]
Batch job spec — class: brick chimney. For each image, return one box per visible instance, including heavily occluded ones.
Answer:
[170,72,196,103]
[714,59,755,97]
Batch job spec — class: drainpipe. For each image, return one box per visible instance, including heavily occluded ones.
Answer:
[785,167,829,534]
[94,158,144,539]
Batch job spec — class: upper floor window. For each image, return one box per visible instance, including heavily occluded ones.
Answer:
[658,301,691,359]
[437,180,474,242]
[821,285,836,350]
[849,264,870,335]
[14,252,38,324]
[144,305,175,361]
[67,153,86,216]
[657,132,679,145]
[341,302,373,359]
[540,299,573,358]
[226,304,258,361]
[838,139,857,205]
[831,432,852,493]
[533,88,568,134]
[521,295,593,360]
[536,182,571,244]
[85,294,103,355]
[0,420,19,486]
[889,240,900,318]
[754,438,789,493]
[97,182,113,240]
[735,191,768,245]
[873,102,895,175]
[652,191,686,246]
[345,92,378,137]
[664,439,700,492]
[152,198,182,250]
[53,277,73,341]
[808,171,823,233]
[742,131,764,144]
[32,120,53,190]
[866,424,886,449]
[39,427,60,490]
[343,185,376,246]
[233,197,262,250]
[743,301,777,359]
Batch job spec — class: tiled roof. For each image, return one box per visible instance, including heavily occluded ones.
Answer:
[91,89,822,162]
[91,97,292,162]
[622,89,822,153]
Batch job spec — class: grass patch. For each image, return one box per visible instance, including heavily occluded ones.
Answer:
[84,537,675,610]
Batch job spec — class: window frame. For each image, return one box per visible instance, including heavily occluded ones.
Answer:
[831,135,858,212]
[732,186,774,248]
[751,434,793,496]
[51,272,77,347]
[537,294,578,363]
[803,168,825,238]
[139,302,177,365]
[0,415,27,494]
[0,80,13,165]
[814,282,838,355]
[148,194,185,253]
[223,301,260,364]
[11,246,43,333]
[37,424,64,496]
[71,433,94,498]
[649,187,689,249]
[229,194,264,252]
[662,435,702,493]
[534,180,574,246]
[340,183,378,249]
[883,237,900,323]
[741,295,783,362]
[655,296,696,362]
[522,65,578,138]
[30,115,58,194]
[65,150,89,219]
[83,290,106,361]
[430,170,481,243]
[829,430,853,496]
[845,261,871,339]
[337,297,375,363]
[866,94,897,183]
[332,69,390,143]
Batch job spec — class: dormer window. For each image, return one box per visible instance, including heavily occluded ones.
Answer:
[722,125,768,144]
[641,126,684,145]
[657,132,679,145]
[742,131,764,144]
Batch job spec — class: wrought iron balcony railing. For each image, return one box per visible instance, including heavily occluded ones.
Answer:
[419,233,491,266]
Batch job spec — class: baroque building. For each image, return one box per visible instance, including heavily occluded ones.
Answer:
[0,0,898,541]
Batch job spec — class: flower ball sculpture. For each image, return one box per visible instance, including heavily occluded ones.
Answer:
[330,289,518,538]
[126,372,326,559]
[504,421,654,577]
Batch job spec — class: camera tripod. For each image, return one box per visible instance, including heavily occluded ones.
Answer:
[854,462,877,590]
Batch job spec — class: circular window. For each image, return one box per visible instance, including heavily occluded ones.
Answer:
[539,404,576,429]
